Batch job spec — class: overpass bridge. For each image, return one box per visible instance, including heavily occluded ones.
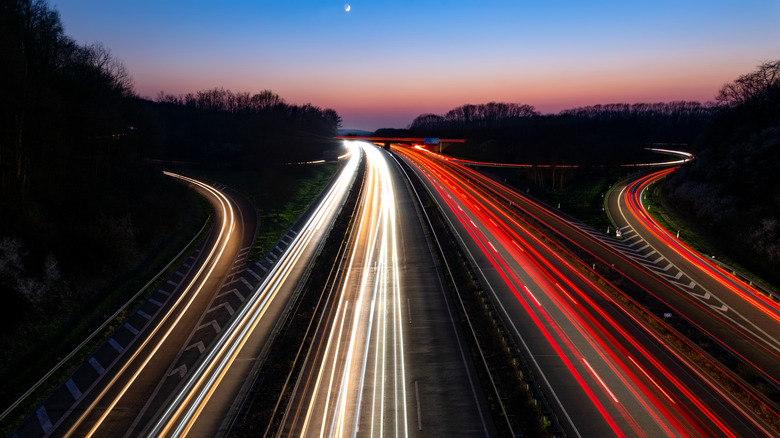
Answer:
[335,135,465,152]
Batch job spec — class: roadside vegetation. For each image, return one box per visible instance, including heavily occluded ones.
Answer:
[663,61,780,289]
[228,158,365,437]
[0,0,203,416]
[384,101,712,167]
[644,180,780,296]
[481,166,634,234]
[393,60,779,292]
[380,100,716,239]
[0,0,342,427]
[180,163,342,262]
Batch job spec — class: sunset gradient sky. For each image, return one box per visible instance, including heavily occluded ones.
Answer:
[53,0,780,130]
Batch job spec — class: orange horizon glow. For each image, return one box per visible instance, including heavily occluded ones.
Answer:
[56,1,780,130]
[132,61,740,130]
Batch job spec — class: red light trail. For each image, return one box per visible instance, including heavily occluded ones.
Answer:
[393,143,777,437]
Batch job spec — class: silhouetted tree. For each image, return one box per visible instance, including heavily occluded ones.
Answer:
[717,60,780,108]
[0,0,188,329]
[404,100,712,167]
[665,61,780,281]
[147,88,341,167]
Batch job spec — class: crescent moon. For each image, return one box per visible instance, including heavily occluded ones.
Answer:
[345,3,351,12]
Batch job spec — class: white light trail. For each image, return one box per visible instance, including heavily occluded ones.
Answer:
[298,141,409,437]
[64,173,236,438]
[147,142,361,437]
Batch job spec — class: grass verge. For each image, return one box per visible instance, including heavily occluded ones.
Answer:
[175,163,341,263]
[227,159,364,437]
[480,166,634,233]
[645,179,780,296]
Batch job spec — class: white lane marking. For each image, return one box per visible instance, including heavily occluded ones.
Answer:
[168,364,187,378]
[246,267,262,281]
[524,285,542,306]
[583,358,619,403]
[207,301,235,316]
[415,381,422,431]
[627,356,675,405]
[123,322,139,335]
[88,357,105,375]
[185,341,206,354]
[108,338,123,353]
[197,320,221,333]
[66,379,82,400]
[37,406,52,432]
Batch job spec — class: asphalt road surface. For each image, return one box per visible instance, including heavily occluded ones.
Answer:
[13,164,358,438]
[394,144,775,437]
[279,141,496,437]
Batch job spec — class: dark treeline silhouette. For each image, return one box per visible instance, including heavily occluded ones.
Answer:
[410,102,539,131]
[147,88,341,167]
[0,0,342,366]
[0,0,177,330]
[665,61,780,274]
[398,101,715,166]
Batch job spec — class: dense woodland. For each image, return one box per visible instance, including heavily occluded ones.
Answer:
[0,0,341,363]
[147,88,341,166]
[391,100,716,166]
[665,61,780,274]
[395,61,779,281]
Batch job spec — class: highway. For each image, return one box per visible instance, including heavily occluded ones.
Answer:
[144,152,362,437]
[13,154,361,437]
[15,139,778,437]
[12,173,257,438]
[607,169,780,403]
[279,141,495,437]
[393,144,776,437]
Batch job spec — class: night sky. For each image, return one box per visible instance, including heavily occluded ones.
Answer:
[53,0,780,131]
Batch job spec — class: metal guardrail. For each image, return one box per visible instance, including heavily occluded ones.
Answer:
[0,218,209,424]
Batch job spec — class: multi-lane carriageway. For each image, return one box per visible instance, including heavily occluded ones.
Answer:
[277,141,494,437]
[13,153,361,437]
[12,141,494,438]
[394,142,780,437]
[10,138,780,437]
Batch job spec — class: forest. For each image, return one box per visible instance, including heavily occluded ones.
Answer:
[0,0,341,370]
[395,61,779,281]
[393,100,716,166]
[665,61,780,276]
[147,88,341,166]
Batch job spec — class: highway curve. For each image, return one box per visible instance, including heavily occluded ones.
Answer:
[607,169,780,411]
[13,165,359,438]
[394,144,776,437]
[10,174,259,438]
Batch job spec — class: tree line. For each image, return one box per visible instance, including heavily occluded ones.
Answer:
[394,100,714,167]
[665,61,780,277]
[0,0,342,362]
[410,102,539,131]
[144,88,341,167]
